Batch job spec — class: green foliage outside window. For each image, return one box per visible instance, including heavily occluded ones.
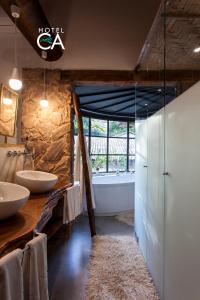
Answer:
[74,117,89,135]
[129,122,135,137]
[91,119,107,136]
[91,155,107,172]
[109,121,127,137]
[108,156,127,171]
[74,116,135,172]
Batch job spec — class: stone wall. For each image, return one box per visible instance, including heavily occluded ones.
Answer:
[21,69,73,184]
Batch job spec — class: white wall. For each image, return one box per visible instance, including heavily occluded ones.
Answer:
[0,144,25,182]
[135,81,200,300]
[164,81,200,300]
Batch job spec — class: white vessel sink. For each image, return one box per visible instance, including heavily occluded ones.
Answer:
[16,170,58,193]
[0,182,30,220]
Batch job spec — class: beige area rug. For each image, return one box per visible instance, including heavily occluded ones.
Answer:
[115,211,134,226]
[86,235,159,300]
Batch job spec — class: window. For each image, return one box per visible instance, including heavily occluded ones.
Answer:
[91,118,107,136]
[74,117,135,173]
[74,117,89,136]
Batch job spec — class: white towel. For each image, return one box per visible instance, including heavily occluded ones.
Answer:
[22,233,49,300]
[74,136,81,181]
[63,184,82,223]
[74,134,95,209]
[0,248,24,300]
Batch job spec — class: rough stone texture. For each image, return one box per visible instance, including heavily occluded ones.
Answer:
[21,69,73,184]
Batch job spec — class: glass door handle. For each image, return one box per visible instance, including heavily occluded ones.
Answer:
[163,172,169,176]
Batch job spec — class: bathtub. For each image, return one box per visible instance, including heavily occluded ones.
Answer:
[93,174,135,216]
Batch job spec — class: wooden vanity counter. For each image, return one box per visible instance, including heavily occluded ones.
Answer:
[0,183,71,258]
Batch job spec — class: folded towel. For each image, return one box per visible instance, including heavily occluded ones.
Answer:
[74,134,96,210]
[0,248,24,300]
[22,233,49,300]
[35,184,72,232]
[63,184,82,223]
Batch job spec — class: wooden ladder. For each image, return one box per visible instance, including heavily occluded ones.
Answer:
[72,92,96,237]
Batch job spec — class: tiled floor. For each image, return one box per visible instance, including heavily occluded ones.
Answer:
[48,215,134,300]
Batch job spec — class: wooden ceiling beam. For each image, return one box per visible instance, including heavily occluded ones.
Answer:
[61,70,200,84]
[161,13,200,19]
[0,0,63,61]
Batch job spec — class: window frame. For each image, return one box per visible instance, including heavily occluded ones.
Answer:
[74,116,135,173]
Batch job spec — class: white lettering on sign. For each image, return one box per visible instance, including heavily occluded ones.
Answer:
[37,28,65,51]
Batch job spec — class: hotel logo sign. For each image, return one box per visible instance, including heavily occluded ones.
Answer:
[37,27,65,51]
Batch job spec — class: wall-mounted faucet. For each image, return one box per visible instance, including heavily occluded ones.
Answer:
[7,150,18,157]
[7,138,35,159]
[7,149,33,157]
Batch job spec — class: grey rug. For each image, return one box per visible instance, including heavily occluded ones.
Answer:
[115,211,134,227]
[86,235,159,300]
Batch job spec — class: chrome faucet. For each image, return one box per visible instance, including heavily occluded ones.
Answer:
[7,138,35,159]
[7,149,33,157]
[7,150,18,157]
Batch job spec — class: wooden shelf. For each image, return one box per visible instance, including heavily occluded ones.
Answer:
[0,184,69,258]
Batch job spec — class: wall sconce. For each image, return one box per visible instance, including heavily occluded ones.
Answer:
[3,98,13,106]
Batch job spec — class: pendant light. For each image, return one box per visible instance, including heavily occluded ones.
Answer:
[40,68,48,108]
[9,5,22,91]
[194,47,200,53]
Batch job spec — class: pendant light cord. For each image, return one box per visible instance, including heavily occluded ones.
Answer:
[14,17,17,67]
[44,69,46,99]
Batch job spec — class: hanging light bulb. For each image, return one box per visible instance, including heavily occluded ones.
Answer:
[194,47,200,53]
[9,67,22,91]
[9,5,22,91]
[40,99,48,108]
[40,68,48,108]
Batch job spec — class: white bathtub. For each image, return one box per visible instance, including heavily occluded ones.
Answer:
[93,174,135,216]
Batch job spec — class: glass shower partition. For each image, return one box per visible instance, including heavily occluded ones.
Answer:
[134,2,166,296]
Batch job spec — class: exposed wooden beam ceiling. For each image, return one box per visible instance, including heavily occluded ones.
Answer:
[61,69,200,84]
[161,12,200,18]
[137,0,200,71]
[135,0,164,72]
